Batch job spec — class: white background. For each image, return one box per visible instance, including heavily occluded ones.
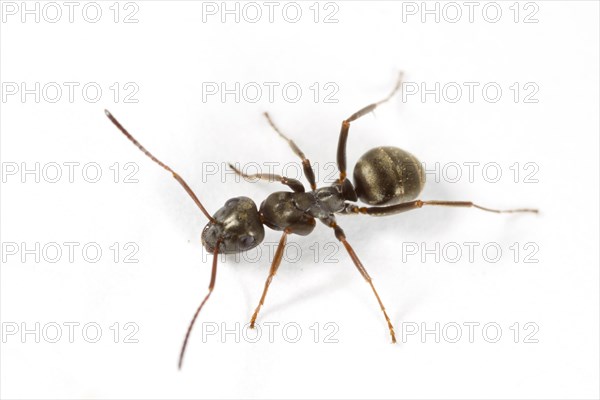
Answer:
[1,1,599,399]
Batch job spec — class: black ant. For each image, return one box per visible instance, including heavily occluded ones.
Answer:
[104,72,537,369]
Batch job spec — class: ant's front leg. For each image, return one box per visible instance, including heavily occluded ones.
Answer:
[341,200,539,216]
[249,229,290,328]
[228,163,306,193]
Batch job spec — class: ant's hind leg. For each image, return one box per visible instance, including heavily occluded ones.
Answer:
[337,72,404,182]
[263,112,317,191]
[228,163,306,193]
[342,200,539,216]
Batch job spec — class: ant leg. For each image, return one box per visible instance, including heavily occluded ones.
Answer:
[337,72,404,182]
[263,112,317,191]
[228,163,305,193]
[250,230,290,328]
[342,200,539,216]
[322,218,396,343]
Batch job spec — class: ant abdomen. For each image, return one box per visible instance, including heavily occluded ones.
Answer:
[353,146,425,206]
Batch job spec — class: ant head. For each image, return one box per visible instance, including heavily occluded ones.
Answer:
[201,196,265,254]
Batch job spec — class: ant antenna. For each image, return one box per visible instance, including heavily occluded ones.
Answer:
[178,239,221,369]
[104,110,215,223]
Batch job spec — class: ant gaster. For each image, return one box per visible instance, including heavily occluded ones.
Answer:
[104,72,538,369]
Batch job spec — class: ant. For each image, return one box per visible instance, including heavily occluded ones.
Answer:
[104,72,537,369]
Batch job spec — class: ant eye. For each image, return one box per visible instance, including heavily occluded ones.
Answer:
[239,235,255,249]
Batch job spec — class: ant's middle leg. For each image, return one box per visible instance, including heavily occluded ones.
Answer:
[263,112,317,191]
[321,217,396,343]
[228,163,305,193]
[337,72,404,182]
[342,200,539,216]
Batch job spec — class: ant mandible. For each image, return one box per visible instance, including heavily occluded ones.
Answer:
[104,72,538,369]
